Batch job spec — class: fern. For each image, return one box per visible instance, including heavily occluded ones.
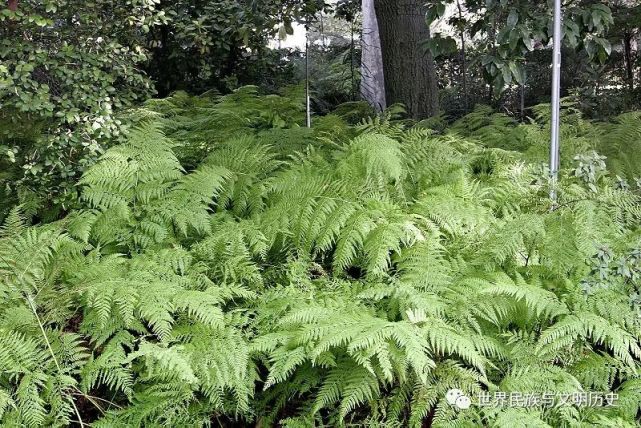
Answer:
[2,92,641,427]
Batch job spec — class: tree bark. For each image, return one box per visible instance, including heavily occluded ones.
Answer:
[456,0,468,112]
[8,0,17,11]
[623,31,634,91]
[374,0,439,119]
[360,0,386,112]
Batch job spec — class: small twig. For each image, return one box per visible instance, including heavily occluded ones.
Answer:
[71,391,123,411]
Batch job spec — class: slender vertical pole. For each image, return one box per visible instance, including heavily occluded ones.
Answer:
[549,0,562,202]
[305,23,312,128]
[350,20,356,100]
[520,83,525,121]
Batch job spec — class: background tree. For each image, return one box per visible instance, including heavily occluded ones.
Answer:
[374,0,440,119]
[426,0,615,115]
[609,0,641,91]
[145,0,331,96]
[335,0,361,100]
[303,5,364,112]
[0,0,167,218]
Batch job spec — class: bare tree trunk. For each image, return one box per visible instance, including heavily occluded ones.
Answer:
[360,0,386,111]
[8,0,18,11]
[374,0,439,119]
[456,0,468,112]
[487,15,497,105]
[623,31,634,91]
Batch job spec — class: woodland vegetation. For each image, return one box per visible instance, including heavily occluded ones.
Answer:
[2,0,641,427]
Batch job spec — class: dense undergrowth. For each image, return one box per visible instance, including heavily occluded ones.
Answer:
[1,88,641,427]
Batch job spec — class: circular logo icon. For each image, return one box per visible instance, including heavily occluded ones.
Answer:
[445,389,471,410]
[455,395,471,409]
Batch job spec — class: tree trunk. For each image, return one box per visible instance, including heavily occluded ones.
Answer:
[456,0,468,112]
[8,0,17,11]
[374,0,439,119]
[360,0,386,112]
[623,31,634,91]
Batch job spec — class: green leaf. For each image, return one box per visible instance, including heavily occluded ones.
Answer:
[507,9,519,29]
[501,65,512,85]
[422,35,457,59]
[34,16,48,27]
[509,62,524,85]
[426,2,446,23]
[597,37,612,56]
[284,20,294,35]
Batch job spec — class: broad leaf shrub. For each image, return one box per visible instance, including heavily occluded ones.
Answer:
[0,1,169,219]
[1,93,641,427]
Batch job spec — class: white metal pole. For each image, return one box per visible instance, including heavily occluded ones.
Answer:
[305,23,312,128]
[549,0,562,202]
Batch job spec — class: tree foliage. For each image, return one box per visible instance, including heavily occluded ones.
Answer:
[0,0,167,216]
[426,0,614,94]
